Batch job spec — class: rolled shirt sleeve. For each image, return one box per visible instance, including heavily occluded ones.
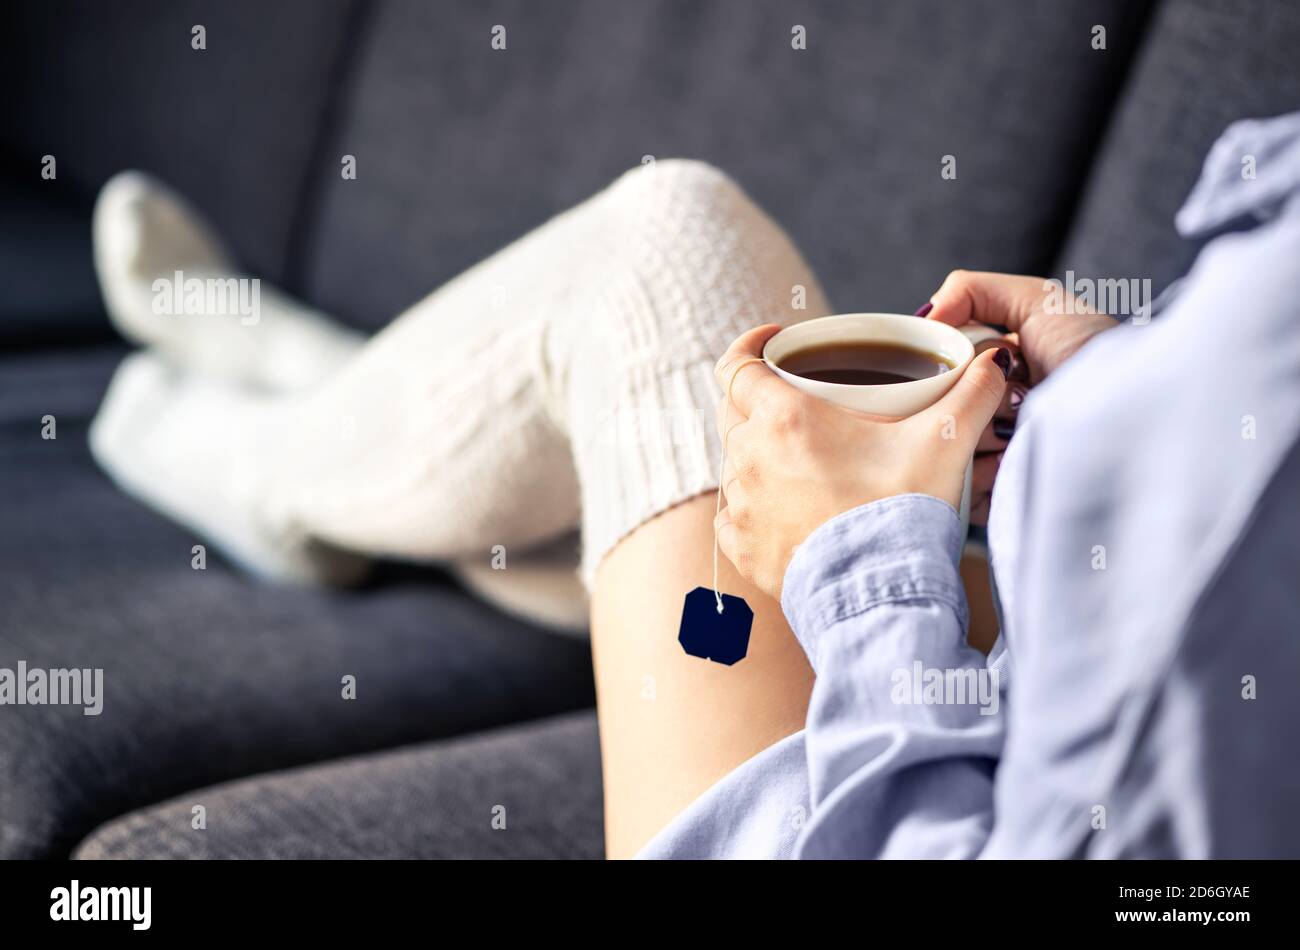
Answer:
[781,493,1005,859]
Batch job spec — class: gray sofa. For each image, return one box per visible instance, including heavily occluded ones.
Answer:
[1,0,1297,860]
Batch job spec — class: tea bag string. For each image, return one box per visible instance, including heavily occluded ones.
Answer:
[714,357,766,613]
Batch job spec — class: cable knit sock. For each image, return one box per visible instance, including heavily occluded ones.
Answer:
[89,160,827,615]
[94,171,364,392]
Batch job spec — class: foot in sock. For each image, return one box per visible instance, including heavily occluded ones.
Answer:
[94,171,363,393]
[89,351,370,586]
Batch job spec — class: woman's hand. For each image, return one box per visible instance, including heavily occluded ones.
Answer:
[922,271,1119,522]
[924,270,1118,383]
[713,325,1012,601]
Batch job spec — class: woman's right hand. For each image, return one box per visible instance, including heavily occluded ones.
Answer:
[918,270,1118,523]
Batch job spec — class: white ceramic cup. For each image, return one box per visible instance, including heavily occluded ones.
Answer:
[762,313,1003,533]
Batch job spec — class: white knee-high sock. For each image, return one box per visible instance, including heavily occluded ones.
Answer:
[89,161,828,617]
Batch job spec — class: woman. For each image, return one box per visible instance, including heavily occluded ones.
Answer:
[89,113,1300,858]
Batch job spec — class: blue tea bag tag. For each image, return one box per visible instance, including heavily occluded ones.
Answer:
[678,586,753,666]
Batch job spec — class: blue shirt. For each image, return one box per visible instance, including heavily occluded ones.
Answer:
[640,112,1300,859]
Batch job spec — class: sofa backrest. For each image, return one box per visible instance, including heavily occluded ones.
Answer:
[295,0,1154,330]
[0,0,357,342]
[1055,0,1300,295]
[5,1,1299,342]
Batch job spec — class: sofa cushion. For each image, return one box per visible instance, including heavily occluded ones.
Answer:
[0,345,595,859]
[300,0,1153,330]
[1055,0,1300,295]
[0,0,358,291]
[72,711,603,859]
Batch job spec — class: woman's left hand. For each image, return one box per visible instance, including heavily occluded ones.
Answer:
[713,324,1011,601]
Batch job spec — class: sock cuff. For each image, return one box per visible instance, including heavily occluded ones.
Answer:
[576,358,722,588]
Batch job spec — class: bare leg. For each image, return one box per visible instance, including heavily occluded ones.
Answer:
[591,494,813,858]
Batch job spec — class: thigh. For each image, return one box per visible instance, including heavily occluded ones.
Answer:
[590,493,814,858]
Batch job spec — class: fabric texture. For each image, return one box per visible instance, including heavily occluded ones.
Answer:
[73,711,604,860]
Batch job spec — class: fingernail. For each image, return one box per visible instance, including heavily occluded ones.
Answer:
[993,418,1016,441]
[913,301,934,317]
[1008,384,1027,412]
[992,347,1012,379]
[1008,351,1031,384]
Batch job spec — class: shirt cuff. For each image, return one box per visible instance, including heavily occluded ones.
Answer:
[780,493,968,668]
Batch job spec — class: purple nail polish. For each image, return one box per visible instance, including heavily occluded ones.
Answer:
[1009,384,1027,412]
[913,301,934,317]
[992,347,1012,379]
[993,418,1016,441]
